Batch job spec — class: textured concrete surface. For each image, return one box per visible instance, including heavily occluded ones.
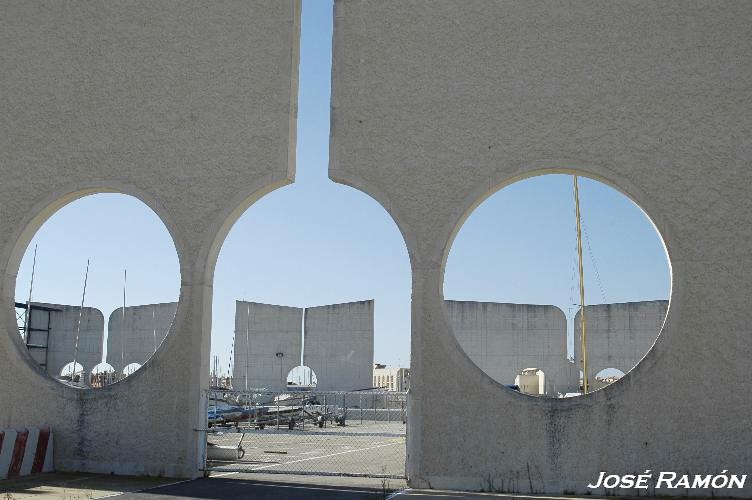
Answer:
[303,300,374,391]
[0,0,300,478]
[107,303,177,374]
[446,301,576,394]
[27,302,104,377]
[2,0,750,495]
[232,301,303,391]
[330,0,752,496]
[574,300,668,383]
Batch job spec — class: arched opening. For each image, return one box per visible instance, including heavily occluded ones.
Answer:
[592,367,626,390]
[122,363,142,377]
[203,1,409,478]
[13,193,181,388]
[60,361,84,385]
[444,173,671,397]
[286,365,317,390]
[90,362,116,388]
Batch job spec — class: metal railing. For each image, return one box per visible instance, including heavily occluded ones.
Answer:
[202,389,407,478]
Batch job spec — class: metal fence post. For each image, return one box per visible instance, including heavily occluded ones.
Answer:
[372,393,376,423]
[386,393,391,423]
[276,400,280,431]
[359,393,363,425]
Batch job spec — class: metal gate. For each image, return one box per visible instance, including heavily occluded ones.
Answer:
[202,390,407,478]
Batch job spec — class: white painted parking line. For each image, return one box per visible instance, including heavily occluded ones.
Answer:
[251,441,402,471]
[212,471,240,478]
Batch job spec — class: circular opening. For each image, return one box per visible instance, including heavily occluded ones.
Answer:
[443,173,671,397]
[286,365,318,389]
[13,193,181,388]
[210,182,411,393]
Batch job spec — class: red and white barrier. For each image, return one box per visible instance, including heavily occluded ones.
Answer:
[0,427,53,479]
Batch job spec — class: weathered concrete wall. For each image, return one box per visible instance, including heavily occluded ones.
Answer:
[0,1,300,478]
[232,301,302,392]
[575,300,668,384]
[28,303,104,377]
[303,300,374,391]
[446,301,576,395]
[106,303,178,374]
[331,1,752,495]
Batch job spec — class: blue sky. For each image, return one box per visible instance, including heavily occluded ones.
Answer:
[15,0,670,379]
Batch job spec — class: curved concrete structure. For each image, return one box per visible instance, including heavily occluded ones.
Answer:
[106,303,178,374]
[1,1,750,496]
[446,301,576,395]
[28,303,104,377]
[330,1,752,495]
[0,0,300,478]
[303,300,374,391]
[574,300,668,384]
[232,301,303,392]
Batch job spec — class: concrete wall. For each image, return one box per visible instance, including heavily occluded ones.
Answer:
[106,302,178,374]
[574,300,668,384]
[232,301,302,392]
[0,0,300,478]
[2,0,750,493]
[27,303,104,377]
[330,1,752,495]
[446,301,576,395]
[303,300,374,391]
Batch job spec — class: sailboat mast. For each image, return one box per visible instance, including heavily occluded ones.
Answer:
[23,244,38,343]
[152,306,157,354]
[574,176,589,394]
[72,259,90,383]
[121,269,127,377]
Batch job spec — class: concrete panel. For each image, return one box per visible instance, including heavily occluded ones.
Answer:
[574,300,668,383]
[28,302,104,376]
[446,301,576,395]
[106,302,178,373]
[232,301,302,392]
[303,300,374,391]
[331,1,752,495]
[0,1,300,478]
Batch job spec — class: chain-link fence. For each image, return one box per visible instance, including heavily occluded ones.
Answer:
[202,390,407,478]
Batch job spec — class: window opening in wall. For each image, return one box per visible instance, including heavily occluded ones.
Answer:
[14,193,180,389]
[444,173,671,398]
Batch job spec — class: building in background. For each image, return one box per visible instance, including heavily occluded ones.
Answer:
[373,364,410,392]
[515,368,545,396]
